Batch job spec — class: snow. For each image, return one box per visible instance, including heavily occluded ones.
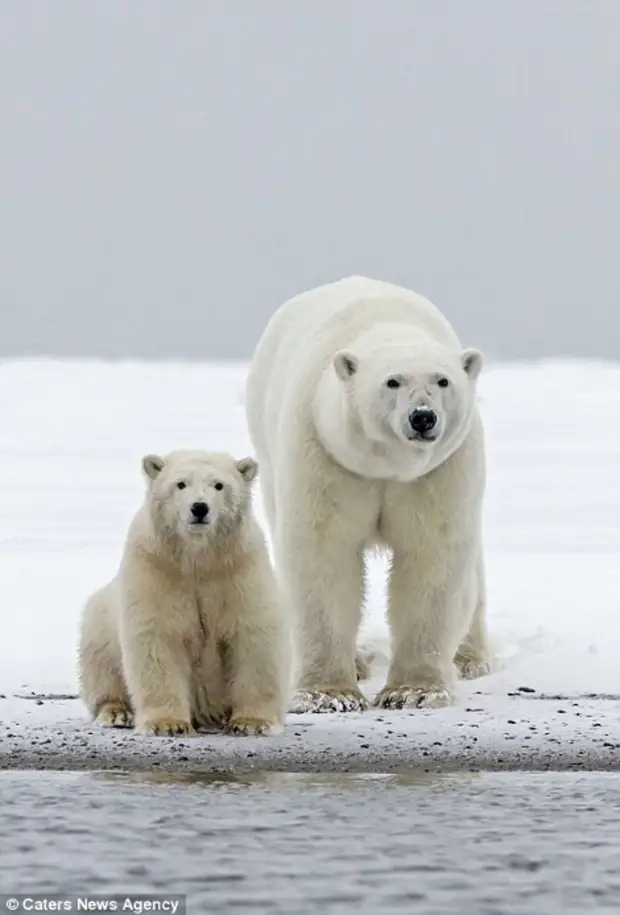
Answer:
[1,358,619,770]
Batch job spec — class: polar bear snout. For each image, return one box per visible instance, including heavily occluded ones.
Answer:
[408,407,438,438]
[190,501,210,523]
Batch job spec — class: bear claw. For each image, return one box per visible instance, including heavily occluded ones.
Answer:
[289,689,369,714]
[374,685,453,710]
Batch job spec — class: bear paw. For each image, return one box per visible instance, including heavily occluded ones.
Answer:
[136,715,196,737]
[95,701,134,728]
[226,716,281,737]
[290,688,369,714]
[374,684,453,710]
[455,654,492,680]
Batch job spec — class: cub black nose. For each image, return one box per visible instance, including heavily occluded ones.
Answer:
[190,501,209,521]
[409,407,437,434]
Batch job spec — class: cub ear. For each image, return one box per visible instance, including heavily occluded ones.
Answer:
[142,454,165,480]
[461,348,483,381]
[333,350,359,381]
[236,456,259,483]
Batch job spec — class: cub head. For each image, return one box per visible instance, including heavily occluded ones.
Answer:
[331,337,483,477]
[141,450,258,543]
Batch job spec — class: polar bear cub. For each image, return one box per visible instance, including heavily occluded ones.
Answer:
[246,276,489,714]
[79,450,290,736]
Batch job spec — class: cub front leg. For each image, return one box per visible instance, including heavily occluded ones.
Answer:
[226,622,286,736]
[226,566,291,736]
[375,546,476,711]
[120,581,196,737]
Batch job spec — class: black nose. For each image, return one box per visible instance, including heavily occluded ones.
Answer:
[190,501,209,521]
[409,408,437,434]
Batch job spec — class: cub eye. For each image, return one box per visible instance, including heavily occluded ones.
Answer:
[437,377,450,388]
[176,481,187,490]
[214,482,224,491]
[386,378,401,389]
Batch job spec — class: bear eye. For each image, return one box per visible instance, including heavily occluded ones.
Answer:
[214,481,224,491]
[176,481,187,490]
[386,378,401,389]
[437,377,450,388]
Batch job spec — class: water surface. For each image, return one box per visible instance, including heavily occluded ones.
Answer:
[3,770,620,913]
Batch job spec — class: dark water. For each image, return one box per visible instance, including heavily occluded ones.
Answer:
[3,770,620,914]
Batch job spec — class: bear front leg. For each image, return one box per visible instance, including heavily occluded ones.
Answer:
[279,533,368,714]
[375,547,476,711]
[120,606,196,737]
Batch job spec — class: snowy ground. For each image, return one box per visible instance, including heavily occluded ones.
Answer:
[1,358,619,771]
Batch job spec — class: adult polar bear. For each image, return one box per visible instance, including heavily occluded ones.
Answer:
[246,276,490,713]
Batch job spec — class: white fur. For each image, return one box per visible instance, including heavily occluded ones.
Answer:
[78,450,291,736]
[245,276,490,713]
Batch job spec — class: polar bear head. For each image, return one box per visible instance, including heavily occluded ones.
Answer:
[319,330,483,481]
[141,450,258,544]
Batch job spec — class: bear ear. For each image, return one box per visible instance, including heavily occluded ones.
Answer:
[461,348,483,380]
[236,456,259,483]
[333,350,359,381]
[142,454,165,480]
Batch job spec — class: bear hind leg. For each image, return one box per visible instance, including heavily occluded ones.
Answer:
[454,553,492,680]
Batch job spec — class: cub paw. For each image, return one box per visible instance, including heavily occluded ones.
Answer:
[95,701,134,728]
[226,716,281,736]
[374,684,453,710]
[290,688,369,714]
[136,715,196,737]
[455,654,492,680]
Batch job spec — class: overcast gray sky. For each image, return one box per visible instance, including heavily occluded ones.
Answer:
[1,1,618,360]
